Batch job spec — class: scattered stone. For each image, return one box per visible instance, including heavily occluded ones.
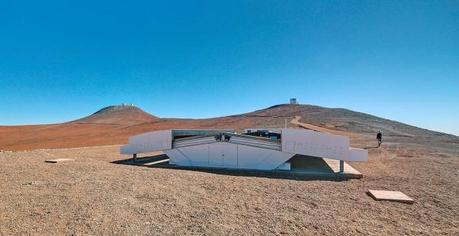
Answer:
[45,158,74,163]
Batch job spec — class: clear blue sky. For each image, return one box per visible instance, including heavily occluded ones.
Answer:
[1,1,458,135]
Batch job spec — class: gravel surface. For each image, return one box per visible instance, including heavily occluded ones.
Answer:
[0,144,458,235]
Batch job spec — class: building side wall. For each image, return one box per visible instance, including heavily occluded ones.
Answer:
[166,142,294,170]
[120,130,172,154]
[281,128,367,161]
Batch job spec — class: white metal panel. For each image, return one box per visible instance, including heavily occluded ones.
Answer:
[349,148,368,162]
[229,136,281,150]
[223,144,238,168]
[173,136,216,148]
[164,149,191,166]
[169,142,238,168]
[170,145,209,166]
[120,130,172,154]
[122,128,367,171]
[166,142,294,170]
[281,128,367,162]
[276,162,291,170]
[208,143,225,167]
[236,144,294,170]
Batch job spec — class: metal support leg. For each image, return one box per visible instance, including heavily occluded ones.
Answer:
[133,153,137,163]
[339,160,344,173]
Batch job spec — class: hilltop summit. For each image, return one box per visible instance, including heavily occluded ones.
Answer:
[240,103,452,138]
[72,104,157,125]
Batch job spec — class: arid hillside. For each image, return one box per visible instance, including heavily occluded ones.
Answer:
[0,104,458,154]
[71,105,158,125]
[0,104,458,235]
[237,104,459,152]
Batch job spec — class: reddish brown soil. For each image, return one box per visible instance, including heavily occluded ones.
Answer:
[0,143,457,235]
[1,104,457,153]
[0,106,286,151]
[0,104,458,235]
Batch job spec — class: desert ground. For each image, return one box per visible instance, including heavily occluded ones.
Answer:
[1,104,458,235]
[2,104,457,152]
[1,141,458,235]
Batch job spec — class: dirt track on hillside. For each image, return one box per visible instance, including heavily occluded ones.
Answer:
[3,104,457,152]
[1,144,458,235]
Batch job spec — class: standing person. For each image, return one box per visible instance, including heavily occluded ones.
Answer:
[376,130,382,147]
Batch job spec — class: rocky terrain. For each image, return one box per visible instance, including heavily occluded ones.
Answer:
[0,103,458,235]
[0,143,457,235]
[1,104,458,153]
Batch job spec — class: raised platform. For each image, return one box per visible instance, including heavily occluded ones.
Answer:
[324,158,363,178]
[282,156,362,178]
[113,154,363,180]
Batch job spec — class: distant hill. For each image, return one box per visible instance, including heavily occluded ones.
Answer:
[0,103,457,152]
[71,105,157,125]
[239,104,450,138]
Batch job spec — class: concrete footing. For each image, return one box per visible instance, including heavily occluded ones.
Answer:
[117,155,363,179]
[324,158,362,178]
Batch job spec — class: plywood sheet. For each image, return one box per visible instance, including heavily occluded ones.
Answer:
[368,190,414,203]
[323,158,363,178]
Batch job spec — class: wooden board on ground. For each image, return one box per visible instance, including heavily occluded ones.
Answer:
[45,158,74,163]
[323,158,363,178]
[368,190,414,204]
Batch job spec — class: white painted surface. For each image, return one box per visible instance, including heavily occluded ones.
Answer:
[121,128,367,171]
[120,130,172,154]
[166,142,294,170]
[164,149,190,166]
[281,128,367,162]
[349,148,368,162]
[166,145,208,166]
[236,144,294,170]
[229,136,281,150]
[276,162,291,170]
